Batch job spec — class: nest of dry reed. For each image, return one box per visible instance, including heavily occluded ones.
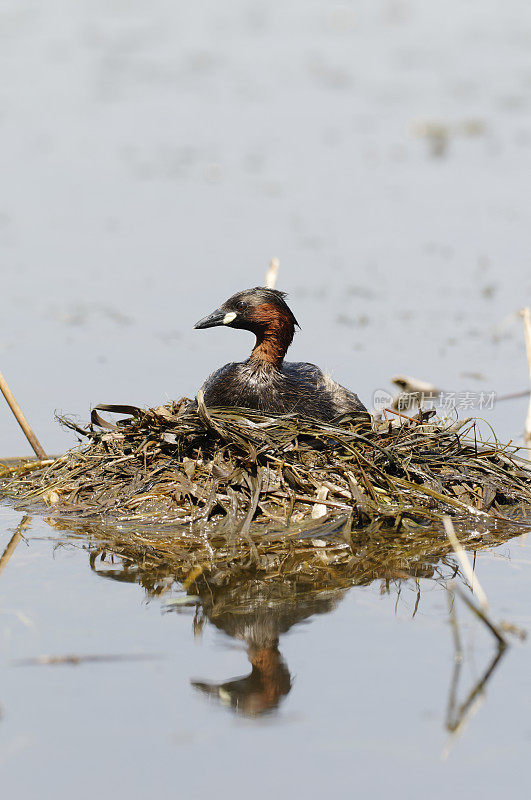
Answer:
[2,394,531,530]
[2,396,531,591]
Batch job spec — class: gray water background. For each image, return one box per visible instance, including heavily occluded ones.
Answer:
[1,1,531,797]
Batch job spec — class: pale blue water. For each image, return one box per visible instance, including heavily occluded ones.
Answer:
[1,0,531,797]
[0,505,530,799]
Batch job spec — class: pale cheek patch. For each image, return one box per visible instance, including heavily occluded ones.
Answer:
[223,312,237,325]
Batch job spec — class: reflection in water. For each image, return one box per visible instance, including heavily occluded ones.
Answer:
[0,514,31,577]
[445,635,506,744]
[441,585,508,757]
[91,544,344,714]
[189,587,345,715]
[0,515,32,725]
[192,646,292,716]
[7,513,527,725]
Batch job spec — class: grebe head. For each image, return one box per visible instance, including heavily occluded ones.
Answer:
[194,287,299,332]
[194,287,299,368]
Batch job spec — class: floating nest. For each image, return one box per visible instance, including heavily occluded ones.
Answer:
[1,397,531,578]
[4,399,528,721]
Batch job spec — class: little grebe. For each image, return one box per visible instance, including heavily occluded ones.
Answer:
[194,287,367,421]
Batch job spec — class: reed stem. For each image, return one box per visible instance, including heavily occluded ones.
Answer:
[0,515,31,577]
[265,257,280,289]
[521,307,531,440]
[0,370,47,460]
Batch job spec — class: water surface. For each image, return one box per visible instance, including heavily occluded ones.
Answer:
[1,1,531,797]
[1,505,531,799]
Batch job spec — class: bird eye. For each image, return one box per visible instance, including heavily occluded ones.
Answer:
[236,301,247,311]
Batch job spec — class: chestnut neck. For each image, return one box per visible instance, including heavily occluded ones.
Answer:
[248,645,291,709]
[248,304,295,369]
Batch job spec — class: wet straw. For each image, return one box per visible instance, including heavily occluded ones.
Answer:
[0,369,47,460]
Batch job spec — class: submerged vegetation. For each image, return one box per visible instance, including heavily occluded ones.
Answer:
[1,396,531,586]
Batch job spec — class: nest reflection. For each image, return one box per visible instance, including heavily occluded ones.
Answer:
[42,512,528,719]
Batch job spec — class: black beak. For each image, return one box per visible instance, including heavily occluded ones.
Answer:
[194,308,225,329]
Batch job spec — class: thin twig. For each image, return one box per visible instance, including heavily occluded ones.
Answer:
[446,586,463,660]
[265,257,280,289]
[0,515,31,578]
[443,628,506,756]
[451,583,506,647]
[497,389,531,402]
[521,307,531,440]
[0,370,47,459]
[443,516,489,611]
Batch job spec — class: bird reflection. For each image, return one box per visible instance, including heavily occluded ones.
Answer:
[192,644,292,716]
[39,514,525,724]
[89,545,345,714]
[189,587,345,715]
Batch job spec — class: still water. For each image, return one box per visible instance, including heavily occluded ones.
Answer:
[0,506,530,799]
[1,0,531,797]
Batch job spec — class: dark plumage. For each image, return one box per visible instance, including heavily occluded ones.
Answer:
[194,287,367,422]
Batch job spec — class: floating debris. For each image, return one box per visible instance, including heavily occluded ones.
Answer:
[411,118,487,158]
[12,653,161,667]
